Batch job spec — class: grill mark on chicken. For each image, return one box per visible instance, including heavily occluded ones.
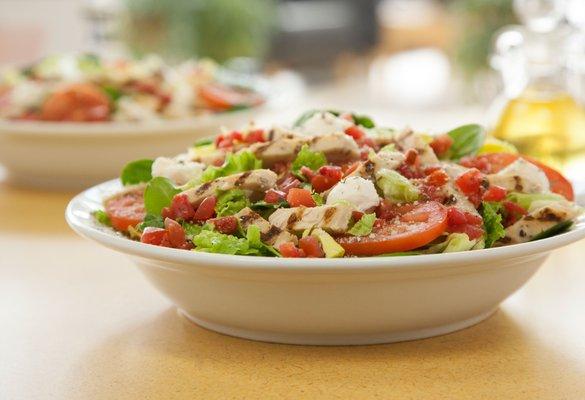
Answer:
[538,210,562,222]
[195,182,212,195]
[268,129,275,141]
[287,209,301,226]
[262,225,282,243]
[513,176,523,192]
[323,207,336,225]
[234,171,252,187]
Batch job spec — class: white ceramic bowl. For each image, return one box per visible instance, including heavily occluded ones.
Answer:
[0,72,304,190]
[66,179,585,345]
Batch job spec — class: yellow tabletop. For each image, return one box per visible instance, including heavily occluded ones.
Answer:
[1,181,585,400]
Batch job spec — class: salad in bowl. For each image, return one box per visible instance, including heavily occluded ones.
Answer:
[0,53,264,122]
[93,110,582,258]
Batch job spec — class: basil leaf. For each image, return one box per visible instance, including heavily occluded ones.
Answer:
[137,213,164,231]
[121,159,154,186]
[444,124,485,161]
[144,177,180,215]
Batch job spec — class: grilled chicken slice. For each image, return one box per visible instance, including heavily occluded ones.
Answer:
[245,132,360,167]
[504,201,580,244]
[394,129,439,166]
[235,207,297,246]
[269,203,355,234]
[181,169,277,207]
[487,158,550,194]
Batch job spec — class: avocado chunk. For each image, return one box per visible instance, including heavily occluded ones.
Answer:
[312,228,345,258]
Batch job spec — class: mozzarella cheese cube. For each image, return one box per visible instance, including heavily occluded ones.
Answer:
[151,157,205,185]
[326,176,380,212]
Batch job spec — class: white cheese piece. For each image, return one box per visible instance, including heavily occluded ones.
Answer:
[299,111,352,136]
[151,157,205,186]
[326,176,380,212]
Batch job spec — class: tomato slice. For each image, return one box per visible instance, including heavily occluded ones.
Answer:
[105,189,146,231]
[40,83,110,122]
[286,188,316,207]
[461,153,574,200]
[199,84,264,111]
[338,201,448,256]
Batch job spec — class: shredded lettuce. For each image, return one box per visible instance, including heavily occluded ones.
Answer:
[215,189,250,217]
[120,159,153,186]
[348,213,376,236]
[428,233,477,253]
[480,202,506,248]
[506,192,565,211]
[312,192,324,206]
[93,210,111,226]
[191,225,279,256]
[200,151,262,183]
[291,144,327,177]
[144,177,180,215]
[376,169,420,202]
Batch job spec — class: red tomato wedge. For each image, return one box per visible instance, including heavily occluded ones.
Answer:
[40,83,110,122]
[104,189,146,231]
[199,83,264,111]
[461,153,574,200]
[338,201,448,256]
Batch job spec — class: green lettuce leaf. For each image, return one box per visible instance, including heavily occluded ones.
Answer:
[376,169,420,202]
[191,225,278,256]
[427,233,477,253]
[506,192,565,211]
[201,151,262,183]
[120,159,154,186]
[215,189,250,217]
[480,202,506,247]
[93,210,111,226]
[443,124,485,161]
[348,213,376,236]
[144,177,180,215]
[291,144,327,177]
[246,225,280,257]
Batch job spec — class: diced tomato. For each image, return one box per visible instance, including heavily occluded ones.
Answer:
[361,136,378,151]
[397,163,425,179]
[169,194,195,220]
[311,175,336,193]
[300,166,315,180]
[264,189,286,204]
[299,236,325,258]
[40,83,110,122]
[447,207,467,226]
[104,189,146,231]
[426,169,449,187]
[375,199,417,220]
[345,125,365,141]
[455,168,486,207]
[482,185,507,202]
[286,188,316,207]
[278,175,301,194]
[210,216,238,234]
[278,242,306,258]
[449,223,485,240]
[429,134,453,157]
[446,207,484,239]
[423,166,441,175]
[140,227,167,245]
[352,210,364,221]
[164,218,187,248]
[460,153,574,201]
[244,129,265,144]
[464,212,483,226]
[193,196,217,221]
[338,201,448,256]
[318,165,343,180]
[215,131,244,149]
[503,201,527,226]
[199,83,264,111]
[404,149,419,166]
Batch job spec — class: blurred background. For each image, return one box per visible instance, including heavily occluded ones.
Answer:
[1,0,584,178]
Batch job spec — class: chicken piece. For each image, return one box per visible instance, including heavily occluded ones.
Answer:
[269,203,355,234]
[394,129,439,166]
[246,134,305,166]
[504,201,581,243]
[438,181,480,216]
[235,207,297,246]
[181,169,277,207]
[308,132,360,163]
[369,150,405,173]
[297,111,353,136]
[488,158,550,194]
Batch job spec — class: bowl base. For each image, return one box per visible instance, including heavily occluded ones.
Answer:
[179,308,497,346]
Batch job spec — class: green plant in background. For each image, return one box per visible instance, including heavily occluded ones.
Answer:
[121,0,277,63]
[450,0,517,80]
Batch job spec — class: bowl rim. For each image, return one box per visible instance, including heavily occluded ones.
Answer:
[66,179,585,272]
